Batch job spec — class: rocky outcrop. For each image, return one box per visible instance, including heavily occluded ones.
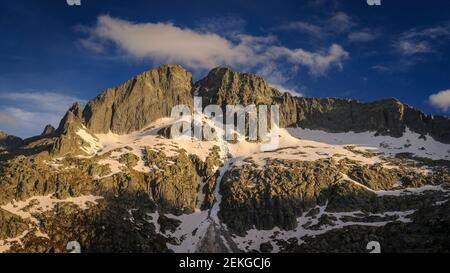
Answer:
[195,66,280,106]
[51,102,95,156]
[83,64,193,134]
[0,209,29,240]
[143,148,200,214]
[41,125,56,137]
[0,131,23,151]
[219,159,342,234]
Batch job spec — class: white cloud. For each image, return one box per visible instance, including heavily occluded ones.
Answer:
[267,44,349,75]
[395,24,450,56]
[194,16,246,37]
[80,15,349,76]
[79,15,245,69]
[274,12,378,44]
[0,91,85,138]
[429,89,450,112]
[329,12,355,32]
[396,40,431,55]
[0,110,17,125]
[371,65,392,73]
[0,107,62,138]
[274,21,324,38]
[273,11,354,37]
[348,30,378,43]
[0,92,85,113]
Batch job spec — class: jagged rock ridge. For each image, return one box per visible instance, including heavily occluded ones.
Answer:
[37,64,449,157]
[196,66,450,143]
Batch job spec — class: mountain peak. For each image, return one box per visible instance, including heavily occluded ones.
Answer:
[82,64,193,134]
[208,66,235,74]
[195,65,277,106]
[41,124,56,136]
[137,64,191,79]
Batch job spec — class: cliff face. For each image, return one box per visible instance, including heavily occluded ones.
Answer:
[194,67,450,143]
[195,67,280,106]
[82,64,193,134]
[282,96,450,143]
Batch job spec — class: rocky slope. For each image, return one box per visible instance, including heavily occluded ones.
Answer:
[0,64,449,253]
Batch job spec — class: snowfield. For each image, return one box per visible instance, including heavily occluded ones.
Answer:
[76,117,450,173]
[288,127,450,161]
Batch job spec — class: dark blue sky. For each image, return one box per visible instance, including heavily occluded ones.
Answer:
[1,0,450,137]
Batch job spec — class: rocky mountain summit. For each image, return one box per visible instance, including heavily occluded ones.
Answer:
[0,64,449,253]
[83,64,193,134]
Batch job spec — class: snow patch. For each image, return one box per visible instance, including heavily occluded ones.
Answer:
[1,195,103,224]
[288,127,450,161]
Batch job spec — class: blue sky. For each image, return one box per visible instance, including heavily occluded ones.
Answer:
[1,0,450,138]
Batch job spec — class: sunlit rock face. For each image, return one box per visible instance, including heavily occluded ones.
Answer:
[83,64,194,135]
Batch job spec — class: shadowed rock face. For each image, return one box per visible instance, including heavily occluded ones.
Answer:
[83,64,193,134]
[0,131,22,151]
[195,67,450,143]
[41,125,55,137]
[289,97,450,143]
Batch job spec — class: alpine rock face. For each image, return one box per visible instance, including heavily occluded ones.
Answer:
[0,64,449,253]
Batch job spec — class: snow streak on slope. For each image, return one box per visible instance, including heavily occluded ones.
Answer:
[1,195,103,224]
[165,211,210,253]
[232,203,416,253]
